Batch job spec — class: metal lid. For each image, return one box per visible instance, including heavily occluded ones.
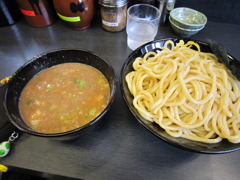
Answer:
[99,0,128,7]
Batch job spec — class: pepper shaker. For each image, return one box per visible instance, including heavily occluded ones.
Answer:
[99,0,128,32]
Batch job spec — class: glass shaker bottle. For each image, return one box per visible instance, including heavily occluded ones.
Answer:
[99,0,128,32]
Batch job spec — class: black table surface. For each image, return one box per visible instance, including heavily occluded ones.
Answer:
[1,16,240,180]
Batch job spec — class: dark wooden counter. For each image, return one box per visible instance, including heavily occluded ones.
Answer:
[1,16,240,180]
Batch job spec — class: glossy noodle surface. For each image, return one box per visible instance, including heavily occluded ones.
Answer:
[19,63,110,134]
[125,40,240,144]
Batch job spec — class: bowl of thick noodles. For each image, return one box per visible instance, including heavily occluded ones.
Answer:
[3,49,116,140]
[120,38,240,153]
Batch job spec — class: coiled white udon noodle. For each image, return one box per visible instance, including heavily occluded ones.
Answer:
[126,40,240,143]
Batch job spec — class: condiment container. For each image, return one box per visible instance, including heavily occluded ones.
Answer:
[16,0,57,27]
[99,0,128,32]
[157,0,176,25]
[0,0,22,27]
[53,0,94,30]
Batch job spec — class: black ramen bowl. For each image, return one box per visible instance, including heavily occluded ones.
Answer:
[3,49,117,140]
[120,38,240,154]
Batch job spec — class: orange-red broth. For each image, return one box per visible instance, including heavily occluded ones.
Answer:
[19,63,110,134]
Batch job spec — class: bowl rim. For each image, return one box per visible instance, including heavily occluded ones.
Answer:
[3,48,117,138]
[170,7,207,27]
[169,17,204,32]
[127,4,161,22]
[120,38,240,154]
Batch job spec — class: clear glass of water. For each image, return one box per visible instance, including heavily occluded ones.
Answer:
[126,4,160,50]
